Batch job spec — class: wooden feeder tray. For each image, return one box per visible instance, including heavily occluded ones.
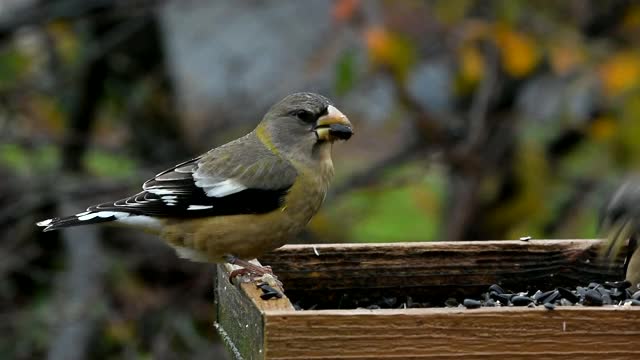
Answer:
[214,240,640,359]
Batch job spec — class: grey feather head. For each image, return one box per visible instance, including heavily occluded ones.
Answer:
[264,92,333,125]
[258,92,335,156]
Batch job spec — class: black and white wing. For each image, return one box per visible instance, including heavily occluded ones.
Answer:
[37,139,298,231]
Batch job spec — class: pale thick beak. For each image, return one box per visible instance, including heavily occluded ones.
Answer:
[314,105,353,141]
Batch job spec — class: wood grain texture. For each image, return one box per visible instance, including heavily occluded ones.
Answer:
[261,240,624,289]
[264,307,640,359]
[215,265,265,360]
[214,240,635,359]
[260,240,627,307]
[215,261,294,360]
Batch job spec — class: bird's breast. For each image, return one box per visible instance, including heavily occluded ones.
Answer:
[160,162,334,262]
[161,145,336,262]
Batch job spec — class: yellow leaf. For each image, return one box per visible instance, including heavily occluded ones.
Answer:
[455,21,491,93]
[599,51,640,97]
[458,44,484,89]
[493,25,539,78]
[364,27,416,81]
[588,116,617,141]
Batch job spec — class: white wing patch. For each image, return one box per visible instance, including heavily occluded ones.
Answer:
[79,211,161,229]
[187,205,214,210]
[116,215,161,229]
[36,219,52,227]
[148,188,178,195]
[161,195,178,206]
[194,178,247,198]
[77,211,129,221]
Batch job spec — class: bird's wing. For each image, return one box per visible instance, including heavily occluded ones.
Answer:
[601,179,640,286]
[38,138,297,231]
[602,179,640,259]
[108,139,297,217]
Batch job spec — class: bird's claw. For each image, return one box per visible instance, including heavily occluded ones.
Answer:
[225,255,283,292]
[228,266,282,288]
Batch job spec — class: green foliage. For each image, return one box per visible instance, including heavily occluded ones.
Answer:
[85,150,137,179]
[433,0,473,23]
[0,143,60,176]
[350,185,440,242]
[0,143,33,173]
[0,49,29,90]
[325,164,445,242]
[335,50,357,95]
[0,144,136,179]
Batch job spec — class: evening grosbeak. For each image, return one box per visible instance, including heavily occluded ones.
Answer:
[601,178,640,288]
[37,92,352,274]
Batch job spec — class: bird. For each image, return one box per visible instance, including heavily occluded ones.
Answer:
[601,178,640,288]
[37,92,353,277]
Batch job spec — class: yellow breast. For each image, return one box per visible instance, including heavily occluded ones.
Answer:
[161,146,335,263]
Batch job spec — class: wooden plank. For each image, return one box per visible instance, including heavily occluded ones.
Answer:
[264,307,640,359]
[214,260,294,360]
[214,264,265,360]
[262,240,624,289]
[259,240,627,308]
[214,240,634,359]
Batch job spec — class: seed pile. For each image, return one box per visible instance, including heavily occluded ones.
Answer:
[289,281,640,310]
[293,294,434,310]
[461,281,640,310]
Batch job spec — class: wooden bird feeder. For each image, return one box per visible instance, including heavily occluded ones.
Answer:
[214,239,640,359]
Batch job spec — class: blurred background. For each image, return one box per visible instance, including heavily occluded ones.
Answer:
[2,0,640,358]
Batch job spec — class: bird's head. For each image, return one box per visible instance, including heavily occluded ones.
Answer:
[256,92,353,157]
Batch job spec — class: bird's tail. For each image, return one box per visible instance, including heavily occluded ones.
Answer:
[37,210,131,232]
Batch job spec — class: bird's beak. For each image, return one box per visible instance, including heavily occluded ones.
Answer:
[314,105,353,142]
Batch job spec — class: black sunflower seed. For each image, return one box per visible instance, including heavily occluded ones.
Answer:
[583,289,603,306]
[463,299,482,309]
[488,284,505,295]
[511,296,534,306]
[558,287,579,303]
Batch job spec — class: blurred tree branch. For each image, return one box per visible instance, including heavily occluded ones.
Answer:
[461,42,499,156]
[47,201,105,360]
[443,43,500,242]
[0,0,159,42]
[48,9,110,359]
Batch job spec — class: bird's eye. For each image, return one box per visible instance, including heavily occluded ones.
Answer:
[290,109,315,123]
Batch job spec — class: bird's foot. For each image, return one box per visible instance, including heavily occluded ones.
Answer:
[228,266,270,281]
[228,268,284,292]
[225,256,283,289]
